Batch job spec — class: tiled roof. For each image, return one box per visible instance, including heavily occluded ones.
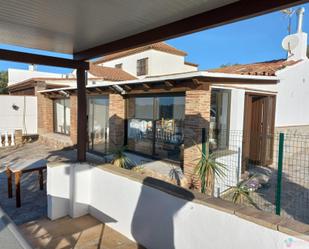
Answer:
[208,59,300,76]
[94,42,187,64]
[184,61,198,67]
[88,64,137,81]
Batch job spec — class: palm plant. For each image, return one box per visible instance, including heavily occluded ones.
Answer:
[169,165,183,186]
[229,176,259,209]
[194,142,227,195]
[111,146,135,169]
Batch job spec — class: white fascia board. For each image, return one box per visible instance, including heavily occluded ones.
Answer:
[39,71,278,93]
[38,86,77,93]
[89,71,278,89]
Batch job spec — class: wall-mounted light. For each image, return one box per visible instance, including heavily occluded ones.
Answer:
[12,104,19,111]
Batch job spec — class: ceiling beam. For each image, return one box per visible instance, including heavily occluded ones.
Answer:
[142,83,151,91]
[164,81,174,89]
[122,84,132,91]
[73,0,307,60]
[0,49,89,69]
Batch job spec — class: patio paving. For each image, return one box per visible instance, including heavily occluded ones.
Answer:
[0,142,138,248]
[0,141,104,225]
[19,215,139,249]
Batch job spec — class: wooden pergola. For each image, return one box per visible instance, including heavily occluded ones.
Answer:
[0,0,306,161]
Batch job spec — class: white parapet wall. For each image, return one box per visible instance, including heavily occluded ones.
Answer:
[0,95,37,135]
[47,162,309,249]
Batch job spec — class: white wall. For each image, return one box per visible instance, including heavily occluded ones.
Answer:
[8,68,65,85]
[0,95,37,134]
[101,49,197,78]
[211,87,244,194]
[275,60,309,127]
[47,162,308,249]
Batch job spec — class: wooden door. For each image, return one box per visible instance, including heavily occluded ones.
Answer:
[243,93,276,167]
[249,96,264,163]
[261,96,276,165]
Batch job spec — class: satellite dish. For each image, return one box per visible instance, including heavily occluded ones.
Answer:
[282,34,299,51]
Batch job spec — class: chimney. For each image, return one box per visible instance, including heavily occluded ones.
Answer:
[283,7,308,61]
[297,7,305,33]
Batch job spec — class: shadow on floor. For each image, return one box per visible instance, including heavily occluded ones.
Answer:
[19,215,138,249]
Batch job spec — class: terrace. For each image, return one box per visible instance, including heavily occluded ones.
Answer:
[0,0,309,248]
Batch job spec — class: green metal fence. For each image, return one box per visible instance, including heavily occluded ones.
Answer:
[203,129,309,224]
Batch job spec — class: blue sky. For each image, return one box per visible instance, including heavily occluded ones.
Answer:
[0,3,308,73]
[169,3,309,70]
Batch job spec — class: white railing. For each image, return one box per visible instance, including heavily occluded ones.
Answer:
[0,130,16,147]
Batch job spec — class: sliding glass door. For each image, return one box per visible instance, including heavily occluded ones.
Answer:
[54,98,70,135]
[88,96,109,154]
[127,95,185,161]
[210,89,231,151]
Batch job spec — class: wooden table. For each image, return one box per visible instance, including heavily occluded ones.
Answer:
[6,159,47,208]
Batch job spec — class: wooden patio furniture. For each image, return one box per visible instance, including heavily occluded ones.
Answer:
[6,159,47,208]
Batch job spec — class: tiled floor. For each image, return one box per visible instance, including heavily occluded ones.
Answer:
[0,143,140,248]
[19,215,139,249]
[0,142,104,225]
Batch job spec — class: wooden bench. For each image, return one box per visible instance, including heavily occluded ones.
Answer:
[6,159,47,208]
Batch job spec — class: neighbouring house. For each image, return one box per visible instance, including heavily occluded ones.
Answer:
[7,10,309,188]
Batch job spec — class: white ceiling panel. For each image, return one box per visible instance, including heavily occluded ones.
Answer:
[0,0,237,54]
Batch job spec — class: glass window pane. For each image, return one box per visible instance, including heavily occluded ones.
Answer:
[157,97,173,119]
[65,99,70,134]
[128,119,153,156]
[210,89,231,150]
[155,96,185,161]
[54,99,65,133]
[135,97,153,119]
[173,96,185,120]
[88,96,109,154]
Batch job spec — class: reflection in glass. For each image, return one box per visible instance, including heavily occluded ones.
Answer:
[154,96,185,161]
[88,96,109,154]
[210,89,231,151]
[54,98,70,135]
[127,95,185,161]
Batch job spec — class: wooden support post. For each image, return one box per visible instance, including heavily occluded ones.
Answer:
[15,171,22,208]
[77,68,87,162]
[6,167,12,198]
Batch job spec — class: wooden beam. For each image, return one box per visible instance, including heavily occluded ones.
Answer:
[73,0,306,60]
[192,78,201,86]
[122,84,132,91]
[142,83,150,91]
[77,69,87,162]
[0,49,89,69]
[95,87,104,93]
[164,81,174,89]
[108,86,118,93]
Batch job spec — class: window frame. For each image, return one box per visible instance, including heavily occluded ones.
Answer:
[136,58,148,76]
[53,98,70,136]
[126,93,185,162]
[115,63,123,69]
[210,88,231,151]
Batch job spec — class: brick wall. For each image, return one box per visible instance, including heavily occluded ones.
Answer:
[37,92,54,134]
[109,94,125,150]
[183,86,211,186]
[70,95,78,145]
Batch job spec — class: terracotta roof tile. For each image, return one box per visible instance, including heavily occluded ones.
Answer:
[208,59,300,76]
[88,64,136,81]
[184,61,198,67]
[94,42,187,64]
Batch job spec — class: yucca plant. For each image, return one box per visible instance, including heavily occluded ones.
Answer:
[194,142,227,195]
[229,176,259,209]
[111,146,135,169]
